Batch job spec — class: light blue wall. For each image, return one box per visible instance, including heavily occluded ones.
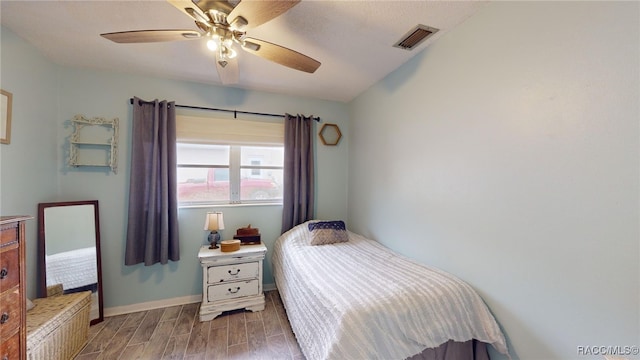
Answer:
[348,2,639,360]
[0,27,59,298]
[0,26,349,308]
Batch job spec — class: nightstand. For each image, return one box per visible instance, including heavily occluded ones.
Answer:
[197,243,267,321]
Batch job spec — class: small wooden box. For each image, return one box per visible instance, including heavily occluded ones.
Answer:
[220,240,241,252]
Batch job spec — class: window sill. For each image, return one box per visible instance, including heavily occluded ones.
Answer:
[179,202,283,210]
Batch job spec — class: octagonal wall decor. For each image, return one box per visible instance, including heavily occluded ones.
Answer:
[319,123,342,146]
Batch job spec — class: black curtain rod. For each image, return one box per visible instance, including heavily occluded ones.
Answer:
[129,98,320,122]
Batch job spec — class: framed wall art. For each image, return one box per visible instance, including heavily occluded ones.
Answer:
[1,89,13,144]
[319,123,342,146]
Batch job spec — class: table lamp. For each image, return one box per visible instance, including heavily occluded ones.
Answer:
[204,212,225,249]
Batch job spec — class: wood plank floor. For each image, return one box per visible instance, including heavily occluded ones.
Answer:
[75,290,305,360]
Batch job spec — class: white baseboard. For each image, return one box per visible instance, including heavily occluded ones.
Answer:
[264,283,277,292]
[104,284,278,317]
[104,294,201,317]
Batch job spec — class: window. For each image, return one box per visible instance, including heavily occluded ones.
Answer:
[176,114,284,205]
[250,160,261,177]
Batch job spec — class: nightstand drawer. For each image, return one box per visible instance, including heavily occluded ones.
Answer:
[207,279,260,301]
[207,262,259,284]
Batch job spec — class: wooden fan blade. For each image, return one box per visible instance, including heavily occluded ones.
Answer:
[101,30,201,43]
[194,0,235,14]
[228,0,300,29]
[242,37,320,73]
[215,55,239,84]
[167,0,211,24]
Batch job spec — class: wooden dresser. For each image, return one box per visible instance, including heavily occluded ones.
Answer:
[1,216,31,360]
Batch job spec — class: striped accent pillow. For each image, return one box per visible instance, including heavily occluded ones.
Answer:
[308,220,348,245]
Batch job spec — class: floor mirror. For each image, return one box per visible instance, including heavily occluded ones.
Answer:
[38,200,104,325]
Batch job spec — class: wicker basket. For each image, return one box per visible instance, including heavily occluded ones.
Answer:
[26,291,91,360]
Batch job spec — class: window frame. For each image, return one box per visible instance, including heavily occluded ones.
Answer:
[177,143,284,206]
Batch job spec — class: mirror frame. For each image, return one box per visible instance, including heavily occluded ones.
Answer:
[37,200,104,325]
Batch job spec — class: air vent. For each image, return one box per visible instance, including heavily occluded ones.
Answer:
[393,25,439,50]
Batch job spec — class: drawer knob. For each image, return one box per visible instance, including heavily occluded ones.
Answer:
[0,268,7,279]
[3,356,8,360]
[228,287,241,294]
[0,312,9,324]
[228,269,240,276]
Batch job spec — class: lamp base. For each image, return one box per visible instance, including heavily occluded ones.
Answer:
[208,231,221,249]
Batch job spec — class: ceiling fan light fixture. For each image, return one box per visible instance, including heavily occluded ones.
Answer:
[218,41,236,59]
[208,34,236,59]
[207,39,218,51]
[226,46,237,59]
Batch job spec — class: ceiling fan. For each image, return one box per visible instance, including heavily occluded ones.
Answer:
[100,0,321,84]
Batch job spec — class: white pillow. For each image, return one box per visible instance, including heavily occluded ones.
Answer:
[26,298,35,311]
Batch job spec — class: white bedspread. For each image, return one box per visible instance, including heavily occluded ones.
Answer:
[272,222,508,360]
[46,246,97,291]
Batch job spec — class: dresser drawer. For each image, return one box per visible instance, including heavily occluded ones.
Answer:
[207,262,259,284]
[207,279,260,302]
[0,289,21,340]
[0,248,19,294]
[0,222,18,247]
[0,330,20,360]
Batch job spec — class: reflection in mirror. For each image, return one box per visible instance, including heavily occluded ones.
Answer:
[38,200,104,325]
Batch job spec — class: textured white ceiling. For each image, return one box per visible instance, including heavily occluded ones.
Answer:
[0,0,488,102]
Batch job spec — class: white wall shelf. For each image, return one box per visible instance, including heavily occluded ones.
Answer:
[69,114,119,173]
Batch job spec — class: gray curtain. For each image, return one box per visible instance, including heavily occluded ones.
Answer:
[125,97,179,266]
[281,113,315,233]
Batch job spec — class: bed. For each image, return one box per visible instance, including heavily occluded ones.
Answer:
[272,221,509,360]
[45,246,98,294]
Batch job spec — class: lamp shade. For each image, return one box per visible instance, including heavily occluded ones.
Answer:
[204,212,225,231]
